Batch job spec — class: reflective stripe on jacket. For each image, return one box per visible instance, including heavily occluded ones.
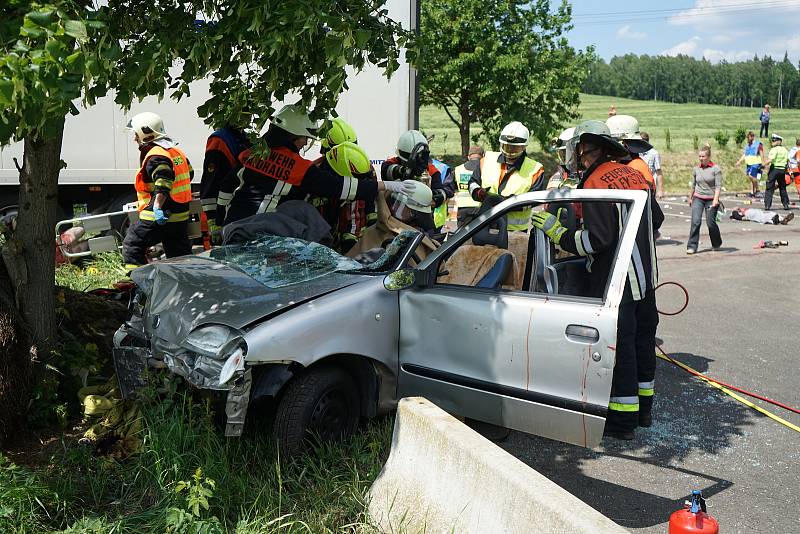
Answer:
[743,140,763,166]
[479,151,543,231]
[454,162,480,208]
[135,144,192,222]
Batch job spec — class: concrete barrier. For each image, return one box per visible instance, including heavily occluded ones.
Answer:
[368,397,628,534]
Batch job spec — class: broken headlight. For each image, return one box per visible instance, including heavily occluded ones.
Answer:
[183,324,246,361]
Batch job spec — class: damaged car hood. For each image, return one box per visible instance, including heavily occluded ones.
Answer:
[131,237,367,343]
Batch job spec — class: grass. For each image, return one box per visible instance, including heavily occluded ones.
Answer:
[56,251,127,292]
[1,389,393,533]
[420,93,800,193]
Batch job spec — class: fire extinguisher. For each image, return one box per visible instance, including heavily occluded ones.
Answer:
[668,490,719,533]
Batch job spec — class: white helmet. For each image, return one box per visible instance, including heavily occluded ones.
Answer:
[271,104,320,138]
[397,130,429,161]
[498,121,529,159]
[393,180,432,215]
[606,114,642,141]
[555,127,575,163]
[126,112,166,143]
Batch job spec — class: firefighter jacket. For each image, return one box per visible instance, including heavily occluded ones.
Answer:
[200,127,250,223]
[468,151,545,231]
[218,143,379,226]
[135,140,193,222]
[622,154,656,187]
[454,159,481,208]
[557,159,664,303]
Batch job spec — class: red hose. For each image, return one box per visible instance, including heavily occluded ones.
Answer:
[656,345,800,415]
[655,281,689,316]
[655,281,800,415]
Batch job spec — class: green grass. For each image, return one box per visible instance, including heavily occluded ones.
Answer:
[1,390,392,533]
[56,252,127,291]
[421,94,800,193]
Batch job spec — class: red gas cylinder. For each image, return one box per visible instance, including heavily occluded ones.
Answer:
[668,490,719,534]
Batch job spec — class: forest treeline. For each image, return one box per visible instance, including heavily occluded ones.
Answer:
[583,54,800,108]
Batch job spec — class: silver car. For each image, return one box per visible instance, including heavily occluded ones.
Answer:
[113,189,649,454]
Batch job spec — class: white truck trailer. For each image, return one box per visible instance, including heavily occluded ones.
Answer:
[0,0,418,225]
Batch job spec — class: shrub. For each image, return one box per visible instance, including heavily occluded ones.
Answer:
[714,130,730,149]
[734,127,747,146]
[692,133,699,150]
[664,128,672,151]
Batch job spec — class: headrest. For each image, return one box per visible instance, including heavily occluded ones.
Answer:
[473,216,508,249]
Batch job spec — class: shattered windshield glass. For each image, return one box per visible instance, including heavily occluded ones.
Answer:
[355,231,420,272]
[209,236,363,289]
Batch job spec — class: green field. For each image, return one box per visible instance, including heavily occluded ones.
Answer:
[421,94,800,193]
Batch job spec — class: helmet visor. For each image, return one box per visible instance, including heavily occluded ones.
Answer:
[500,141,525,159]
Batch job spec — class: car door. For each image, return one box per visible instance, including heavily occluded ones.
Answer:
[396,189,648,447]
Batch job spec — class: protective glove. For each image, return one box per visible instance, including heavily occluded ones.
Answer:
[153,207,168,226]
[531,208,567,244]
[382,180,406,193]
[400,179,423,195]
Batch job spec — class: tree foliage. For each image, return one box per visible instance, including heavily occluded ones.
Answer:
[419,0,591,156]
[584,53,800,109]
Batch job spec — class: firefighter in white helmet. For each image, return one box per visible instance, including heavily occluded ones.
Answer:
[122,111,193,270]
[546,127,577,190]
[468,121,545,231]
[606,114,656,189]
[381,130,455,232]
[218,104,410,225]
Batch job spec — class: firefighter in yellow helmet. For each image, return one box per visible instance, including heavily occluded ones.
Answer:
[468,121,546,231]
[122,112,193,270]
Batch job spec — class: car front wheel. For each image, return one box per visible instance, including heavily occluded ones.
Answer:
[274,365,360,456]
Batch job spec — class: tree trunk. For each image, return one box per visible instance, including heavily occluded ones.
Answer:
[11,122,65,351]
[459,100,471,159]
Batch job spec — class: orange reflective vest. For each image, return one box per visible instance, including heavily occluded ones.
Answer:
[239,146,313,186]
[135,144,193,222]
[584,161,650,191]
[626,156,655,188]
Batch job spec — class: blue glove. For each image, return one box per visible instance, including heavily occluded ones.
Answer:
[153,207,168,226]
[531,208,567,244]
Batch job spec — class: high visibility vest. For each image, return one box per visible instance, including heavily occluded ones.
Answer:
[743,141,762,166]
[480,152,543,231]
[454,162,480,209]
[431,159,451,229]
[627,156,655,188]
[135,143,193,222]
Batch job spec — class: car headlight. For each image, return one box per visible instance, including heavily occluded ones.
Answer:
[183,324,246,360]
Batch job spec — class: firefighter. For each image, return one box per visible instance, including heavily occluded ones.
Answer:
[468,121,546,231]
[122,112,193,269]
[218,105,409,225]
[453,145,485,225]
[381,130,455,231]
[546,127,576,190]
[201,122,250,232]
[531,120,664,440]
[606,114,656,187]
[313,118,377,253]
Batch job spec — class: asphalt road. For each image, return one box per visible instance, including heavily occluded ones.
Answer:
[499,194,800,533]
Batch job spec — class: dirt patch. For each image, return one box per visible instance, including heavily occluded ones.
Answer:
[57,287,128,357]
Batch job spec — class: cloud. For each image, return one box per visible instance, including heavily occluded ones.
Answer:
[616,24,646,40]
[669,0,800,30]
[701,47,755,63]
[662,36,702,56]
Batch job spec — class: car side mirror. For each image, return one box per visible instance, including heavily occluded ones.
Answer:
[383,268,418,291]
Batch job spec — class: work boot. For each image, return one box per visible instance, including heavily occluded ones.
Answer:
[603,428,635,441]
[782,212,794,225]
[638,412,653,428]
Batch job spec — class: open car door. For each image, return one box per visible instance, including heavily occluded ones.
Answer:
[396,189,649,447]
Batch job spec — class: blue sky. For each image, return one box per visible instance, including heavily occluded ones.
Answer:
[566,0,800,64]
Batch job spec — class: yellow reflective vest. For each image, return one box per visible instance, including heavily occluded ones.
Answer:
[454,162,480,209]
[479,152,544,231]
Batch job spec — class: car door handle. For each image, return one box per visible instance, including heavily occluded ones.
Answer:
[565,324,599,344]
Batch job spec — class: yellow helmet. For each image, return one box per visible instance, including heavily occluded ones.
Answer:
[325,141,372,177]
[322,117,358,151]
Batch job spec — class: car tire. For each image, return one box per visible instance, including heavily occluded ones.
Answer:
[273,365,360,457]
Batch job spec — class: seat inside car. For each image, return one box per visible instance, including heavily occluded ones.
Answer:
[438,216,518,289]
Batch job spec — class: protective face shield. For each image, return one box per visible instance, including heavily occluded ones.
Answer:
[555,127,575,165]
[498,121,529,160]
[321,117,358,152]
[126,112,166,144]
[390,181,432,224]
[271,104,320,139]
[397,130,429,162]
[565,120,618,173]
[325,141,372,177]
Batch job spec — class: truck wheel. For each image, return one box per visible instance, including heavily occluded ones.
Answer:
[274,366,360,457]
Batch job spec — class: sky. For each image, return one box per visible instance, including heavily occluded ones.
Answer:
[566,0,800,64]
